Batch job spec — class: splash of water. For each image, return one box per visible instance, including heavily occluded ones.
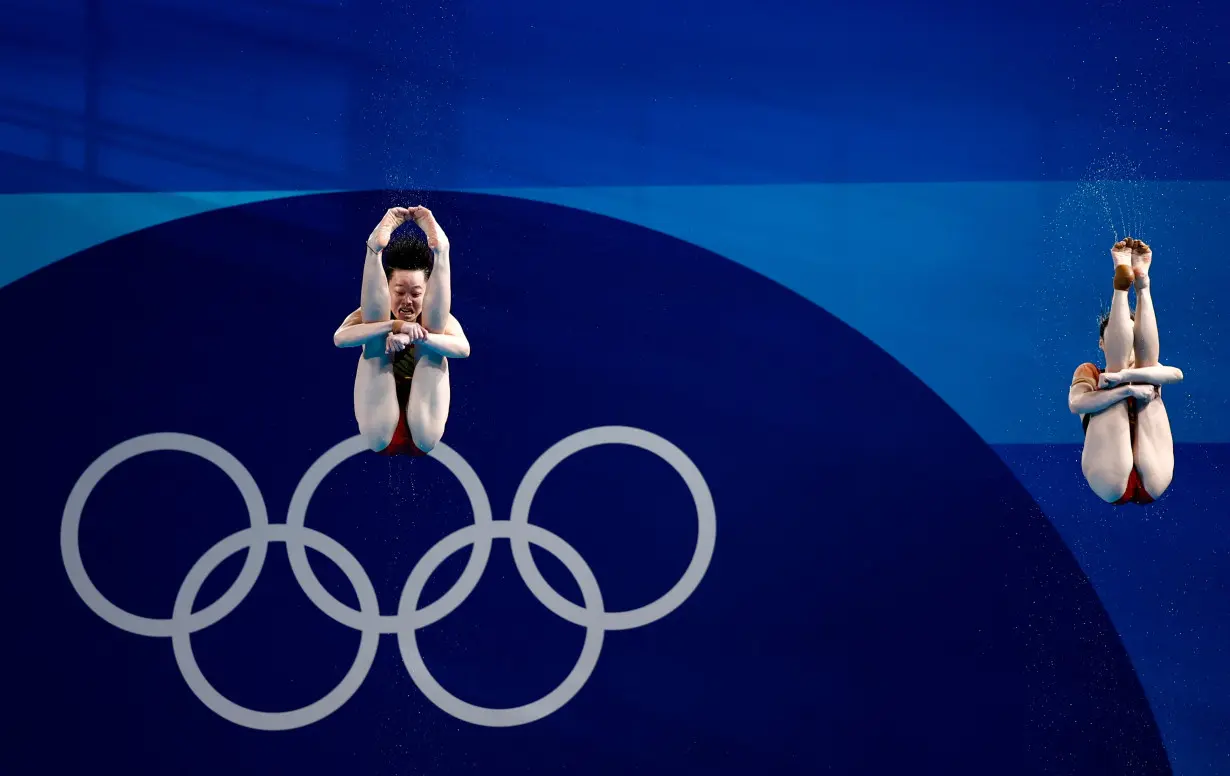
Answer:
[1064,153,1165,243]
[1034,154,1172,433]
[1045,153,1173,301]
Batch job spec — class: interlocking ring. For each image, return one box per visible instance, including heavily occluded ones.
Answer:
[61,426,716,730]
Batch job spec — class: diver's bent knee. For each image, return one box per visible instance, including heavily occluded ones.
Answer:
[1137,466,1173,501]
[363,431,395,452]
[1090,481,1127,503]
[410,423,443,453]
[359,420,398,452]
[1083,462,1132,503]
[408,416,443,453]
[1088,475,1129,503]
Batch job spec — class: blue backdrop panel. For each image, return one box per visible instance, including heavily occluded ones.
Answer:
[997,441,1230,773]
[1,0,1226,192]
[0,192,1167,774]
[2,0,1228,772]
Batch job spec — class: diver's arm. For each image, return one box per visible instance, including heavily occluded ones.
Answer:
[1102,365,1184,387]
[1068,383,1133,415]
[414,315,470,359]
[333,308,406,348]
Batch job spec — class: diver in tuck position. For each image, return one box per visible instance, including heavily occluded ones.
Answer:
[333,206,470,457]
[1068,238,1184,504]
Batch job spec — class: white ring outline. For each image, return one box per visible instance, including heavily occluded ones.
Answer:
[61,432,269,638]
[61,425,715,730]
[508,426,717,631]
[398,521,605,727]
[172,524,380,731]
[283,436,495,633]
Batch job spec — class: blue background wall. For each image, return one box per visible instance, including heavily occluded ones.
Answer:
[1,0,1227,774]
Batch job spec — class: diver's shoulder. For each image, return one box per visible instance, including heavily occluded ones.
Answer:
[1071,361,1101,386]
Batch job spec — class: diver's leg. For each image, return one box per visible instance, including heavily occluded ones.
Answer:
[406,350,450,453]
[355,349,400,452]
[354,246,399,451]
[403,207,452,452]
[1131,240,1159,367]
[413,207,451,333]
[1104,240,1135,372]
[421,253,451,334]
[1129,241,1174,498]
[1082,406,1134,502]
[1081,242,1136,502]
[1132,397,1173,499]
[361,244,392,323]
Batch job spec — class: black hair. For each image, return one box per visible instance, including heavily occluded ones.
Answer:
[1098,308,1134,339]
[384,236,433,280]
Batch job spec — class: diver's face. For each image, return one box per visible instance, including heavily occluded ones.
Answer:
[389,269,426,322]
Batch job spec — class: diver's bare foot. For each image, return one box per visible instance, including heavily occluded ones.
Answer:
[367,207,412,253]
[1111,239,1134,290]
[1129,237,1152,288]
[407,206,450,253]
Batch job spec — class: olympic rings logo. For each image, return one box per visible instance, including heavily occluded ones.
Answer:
[61,426,716,731]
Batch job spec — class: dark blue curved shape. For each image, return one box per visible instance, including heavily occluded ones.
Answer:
[0,191,1168,774]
